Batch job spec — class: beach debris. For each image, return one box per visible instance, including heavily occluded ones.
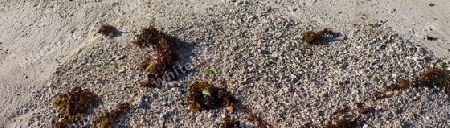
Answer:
[242,105,268,128]
[220,118,240,128]
[324,117,359,128]
[187,81,237,112]
[376,67,450,101]
[93,102,131,128]
[132,26,179,87]
[53,86,99,117]
[384,78,412,91]
[52,86,99,127]
[358,107,376,115]
[302,28,335,45]
[98,24,119,37]
[418,67,450,94]
[426,36,438,41]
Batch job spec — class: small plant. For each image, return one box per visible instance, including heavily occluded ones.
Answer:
[93,102,131,128]
[202,89,211,96]
[98,24,118,37]
[220,118,240,128]
[144,63,155,72]
[302,28,334,45]
[187,81,237,112]
[204,68,214,75]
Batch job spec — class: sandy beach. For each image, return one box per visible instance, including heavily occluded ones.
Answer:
[1,0,450,127]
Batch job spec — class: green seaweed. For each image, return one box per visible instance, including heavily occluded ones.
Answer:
[144,63,155,72]
[202,89,211,96]
[205,68,214,75]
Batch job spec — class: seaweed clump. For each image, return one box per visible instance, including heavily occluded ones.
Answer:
[131,27,179,87]
[52,86,99,127]
[376,67,450,100]
[98,24,118,37]
[242,105,268,128]
[418,67,450,94]
[220,118,240,128]
[93,102,131,128]
[324,117,359,128]
[385,78,412,91]
[301,28,334,45]
[53,86,98,117]
[323,106,362,128]
[187,81,237,112]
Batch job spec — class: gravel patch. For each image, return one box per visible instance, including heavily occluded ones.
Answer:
[25,1,450,127]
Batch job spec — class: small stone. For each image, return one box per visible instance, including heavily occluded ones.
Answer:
[270,52,278,58]
[207,112,216,118]
[133,95,149,109]
[225,106,234,112]
[118,68,126,74]
[390,8,396,13]
[116,55,126,60]
[221,113,226,118]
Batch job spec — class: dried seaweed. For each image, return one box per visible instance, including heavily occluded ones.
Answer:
[324,106,360,128]
[417,67,450,95]
[187,81,237,112]
[302,28,334,45]
[324,117,359,128]
[52,86,99,127]
[93,102,131,128]
[52,114,83,128]
[220,118,240,128]
[358,107,376,115]
[98,24,118,37]
[53,86,98,117]
[418,67,448,87]
[132,26,180,87]
[375,67,450,101]
[333,106,351,115]
[242,105,268,128]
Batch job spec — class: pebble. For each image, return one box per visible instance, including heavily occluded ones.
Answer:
[207,112,216,118]
[133,95,149,109]
[118,68,126,74]
[220,113,226,119]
